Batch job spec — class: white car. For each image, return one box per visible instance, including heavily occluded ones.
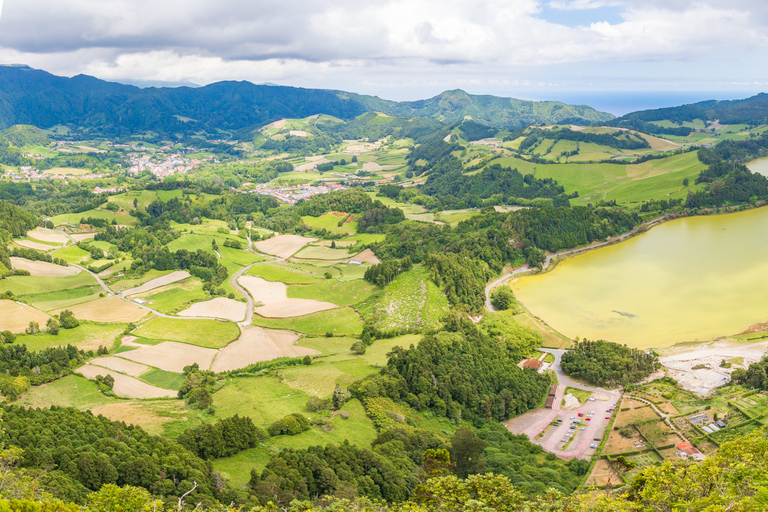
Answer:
[590,443,598,449]
[579,427,586,430]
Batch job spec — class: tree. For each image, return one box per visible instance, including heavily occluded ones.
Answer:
[25,322,39,335]
[450,428,487,478]
[186,387,213,409]
[0,331,14,344]
[491,286,516,311]
[86,484,163,512]
[46,318,59,335]
[350,341,366,355]
[58,310,79,329]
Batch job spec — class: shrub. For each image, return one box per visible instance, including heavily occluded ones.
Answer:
[268,413,311,436]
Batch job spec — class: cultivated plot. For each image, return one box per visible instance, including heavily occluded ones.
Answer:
[254,234,316,258]
[120,270,191,296]
[10,257,80,277]
[0,300,50,333]
[54,296,149,323]
[118,339,218,373]
[77,365,176,399]
[177,297,247,322]
[239,275,338,318]
[210,326,313,372]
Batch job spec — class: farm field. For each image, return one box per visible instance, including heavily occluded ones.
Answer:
[0,300,50,333]
[209,326,310,372]
[371,265,449,330]
[254,234,316,258]
[119,270,191,296]
[133,317,240,348]
[77,364,176,399]
[118,339,218,373]
[251,307,363,335]
[129,277,208,314]
[13,323,125,352]
[54,296,150,323]
[10,257,80,277]
[177,297,247,322]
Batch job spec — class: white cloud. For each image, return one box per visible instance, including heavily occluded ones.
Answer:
[0,0,767,98]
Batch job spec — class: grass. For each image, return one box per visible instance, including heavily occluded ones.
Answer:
[287,279,376,306]
[301,213,357,235]
[13,323,126,352]
[132,278,208,314]
[252,307,364,335]
[218,246,265,266]
[50,209,137,226]
[365,192,426,215]
[24,285,104,311]
[371,266,449,331]
[212,399,377,487]
[16,375,113,410]
[435,209,479,225]
[293,245,354,261]
[7,272,97,296]
[344,233,386,244]
[140,369,187,390]
[49,245,92,264]
[133,317,240,348]
[246,263,322,284]
[563,387,593,407]
[361,335,421,366]
[108,269,170,293]
[277,359,376,397]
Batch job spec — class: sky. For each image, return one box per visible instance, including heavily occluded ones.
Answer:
[1,0,767,114]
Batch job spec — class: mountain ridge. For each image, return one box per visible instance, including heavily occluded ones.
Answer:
[0,65,613,137]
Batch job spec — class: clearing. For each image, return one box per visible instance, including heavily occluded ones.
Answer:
[254,235,316,258]
[118,339,218,373]
[210,326,313,372]
[0,300,50,333]
[54,296,149,323]
[76,365,176,399]
[119,271,191,296]
[10,257,80,277]
[177,297,247,322]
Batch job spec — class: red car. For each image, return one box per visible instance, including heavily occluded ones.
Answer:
[605,417,611,419]
[577,413,584,417]
[585,418,591,421]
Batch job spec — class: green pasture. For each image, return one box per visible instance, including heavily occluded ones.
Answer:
[212,398,377,487]
[246,263,323,284]
[8,272,97,296]
[287,279,376,306]
[26,285,103,311]
[16,375,113,410]
[50,209,136,226]
[435,209,478,225]
[132,278,208,314]
[301,213,358,235]
[293,245,354,261]
[108,269,171,292]
[140,369,186,390]
[51,245,91,264]
[13,323,126,352]
[344,233,386,244]
[252,307,363,335]
[371,266,449,331]
[218,246,265,266]
[133,317,240,348]
[365,192,425,215]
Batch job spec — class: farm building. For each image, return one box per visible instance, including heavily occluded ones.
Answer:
[549,384,558,397]
[523,359,543,370]
[545,396,555,409]
[677,442,705,461]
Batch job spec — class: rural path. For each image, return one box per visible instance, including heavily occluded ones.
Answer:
[626,394,690,444]
[484,215,668,312]
[231,263,256,326]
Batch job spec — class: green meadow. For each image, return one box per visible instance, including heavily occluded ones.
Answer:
[133,317,240,348]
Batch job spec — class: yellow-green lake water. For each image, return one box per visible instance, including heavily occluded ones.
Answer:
[512,207,768,348]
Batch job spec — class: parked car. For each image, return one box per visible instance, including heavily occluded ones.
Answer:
[585,418,591,421]
[590,444,598,449]
[578,413,584,417]
[579,427,586,430]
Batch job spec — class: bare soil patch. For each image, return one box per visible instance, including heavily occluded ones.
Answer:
[91,402,182,430]
[614,405,659,428]
[55,296,149,323]
[657,401,679,415]
[15,240,56,251]
[239,276,288,304]
[120,271,191,297]
[27,228,68,244]
[0,301,50,333]
[255,299,337,318]
[76,365,176,398]
[255,235,316,259]
[70,233,97,242]
[362,162,382,172]
[89,356,150,377]
[289,130,309,137]
[351,248,380,264]
[178,297,247,322]
[118,341,217,373]
[562,393,580,410]
[585,459,622,487]
[10,257,80,277]
[210,325,315,372]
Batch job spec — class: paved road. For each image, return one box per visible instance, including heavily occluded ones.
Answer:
[484,215,668,312]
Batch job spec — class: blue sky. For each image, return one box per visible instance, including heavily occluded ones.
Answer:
[0,0,766,113]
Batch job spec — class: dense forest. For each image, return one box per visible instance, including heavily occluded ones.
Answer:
[560,340,660,387]
[351,314,550,424]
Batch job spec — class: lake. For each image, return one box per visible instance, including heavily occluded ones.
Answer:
[512,207,768,348]
[747,157,768,177]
